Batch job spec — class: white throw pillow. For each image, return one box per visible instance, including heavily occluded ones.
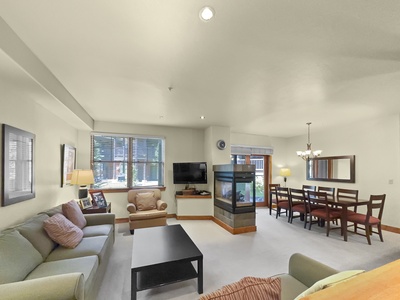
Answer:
[294,270,365,299]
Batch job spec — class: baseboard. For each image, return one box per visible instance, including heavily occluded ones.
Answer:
[382,225,400,234]
[176,216,213,220]
[212,217,257,234]
[116,218,128,224]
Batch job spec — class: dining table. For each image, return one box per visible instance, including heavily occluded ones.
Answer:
[327,199,369,242]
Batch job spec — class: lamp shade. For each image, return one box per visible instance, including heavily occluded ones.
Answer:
[279,168,291,177]
[70,169,94,185]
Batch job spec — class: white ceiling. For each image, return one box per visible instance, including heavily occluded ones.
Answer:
[1,0,400,137]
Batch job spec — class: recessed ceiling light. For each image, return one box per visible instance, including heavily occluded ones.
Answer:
[199,6,215,22]
[200,116,205,120]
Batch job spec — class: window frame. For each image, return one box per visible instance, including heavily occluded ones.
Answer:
[90,133,165,192]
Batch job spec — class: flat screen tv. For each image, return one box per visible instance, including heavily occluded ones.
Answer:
[173,162,207,184]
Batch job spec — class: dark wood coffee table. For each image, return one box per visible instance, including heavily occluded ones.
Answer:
[131,224,203,300]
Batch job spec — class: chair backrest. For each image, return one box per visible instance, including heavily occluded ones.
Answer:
[367,194,386,221]
[306,190,329,212]
[336,188,358,202]
[303,185,316,192]
[269,183,280,194]
[275,186,289,203]
[289,188,306,207]
[318,186,335,200]
[127,189,161,206]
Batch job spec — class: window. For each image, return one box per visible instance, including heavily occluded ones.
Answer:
[91,134,165,189]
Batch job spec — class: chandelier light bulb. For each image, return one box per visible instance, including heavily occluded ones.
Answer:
[296,122,322,160]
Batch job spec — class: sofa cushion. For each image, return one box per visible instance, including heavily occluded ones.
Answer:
[46,235,109,263]
[136,192,157,211]
[25,255,98,297]
[200,276,281,300]
[62,200,87,229]
[294,270,364,299]
[82,224,113,238]
[0,230,43,284]
[11,214,57,260]
[43,213,83,248]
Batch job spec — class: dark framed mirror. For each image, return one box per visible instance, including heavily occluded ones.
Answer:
[306,155,355,183]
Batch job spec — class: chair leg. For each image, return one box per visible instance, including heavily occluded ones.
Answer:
[130,229,135,235]
[378,224,384,242]
[276,207,279,219]
[288,210,292,223]
[326,220,330,237]
[365,225,371,245]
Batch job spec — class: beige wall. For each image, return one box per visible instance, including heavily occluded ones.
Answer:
[1,77,399,229]
[0,80,79,229]
[285,114,400,227]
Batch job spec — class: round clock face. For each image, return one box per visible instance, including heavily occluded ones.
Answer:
[217,140,226,150]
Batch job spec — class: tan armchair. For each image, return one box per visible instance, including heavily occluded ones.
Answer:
[127,189,168,234]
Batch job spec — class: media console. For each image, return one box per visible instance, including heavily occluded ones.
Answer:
[176,194,213,219]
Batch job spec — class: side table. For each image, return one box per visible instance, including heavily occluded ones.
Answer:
[82,203,111,214]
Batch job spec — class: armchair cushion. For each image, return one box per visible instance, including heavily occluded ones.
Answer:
[136,192,157,211]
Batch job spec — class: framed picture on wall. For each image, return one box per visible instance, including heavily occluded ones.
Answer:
[61,144,76,187]
[2,124,35,206]
[90,191,108,208]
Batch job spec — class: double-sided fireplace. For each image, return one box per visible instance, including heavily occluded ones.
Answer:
[213,164,256,233]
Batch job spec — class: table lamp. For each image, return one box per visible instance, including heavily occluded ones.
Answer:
[70,169,95,199]
[279,168,291,187]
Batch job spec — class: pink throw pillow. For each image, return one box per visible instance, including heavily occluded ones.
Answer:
[62,200,87,229]
[43,213,83,248]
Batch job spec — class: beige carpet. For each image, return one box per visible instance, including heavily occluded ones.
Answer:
[97,207,400,300]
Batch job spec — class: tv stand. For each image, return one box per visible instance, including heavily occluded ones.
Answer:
[176,194,213,219]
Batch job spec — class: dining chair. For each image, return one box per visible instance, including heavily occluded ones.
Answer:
[318,186,337,224]
[269,183,281,215]
[275,186,290,221]
[318,186,335,200]
[306,191,342,236]
[347,194,386,245]
[337,188,359,230]
[302,185,316,192]
[289,188,307,227]
[336,188,359,211]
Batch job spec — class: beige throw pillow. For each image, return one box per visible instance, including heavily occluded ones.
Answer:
[62,200,87,229]
[43,213,83,248]
[136,192,157,211]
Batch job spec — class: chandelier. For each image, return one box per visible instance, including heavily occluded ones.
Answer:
[296,122,322,160]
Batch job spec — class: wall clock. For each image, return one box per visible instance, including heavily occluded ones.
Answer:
[216,140,226,150]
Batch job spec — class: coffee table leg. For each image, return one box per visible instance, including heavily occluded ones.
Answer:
[131,269,137,300]
[198,257,203,294]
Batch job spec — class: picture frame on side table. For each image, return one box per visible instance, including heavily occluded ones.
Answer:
[61,144,76,187]
[2,124,35,206]
[80,197,92,209]
[90,191,107,208]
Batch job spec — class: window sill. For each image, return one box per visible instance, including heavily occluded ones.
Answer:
[89,186,166,194]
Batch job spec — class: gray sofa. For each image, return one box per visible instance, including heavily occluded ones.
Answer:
[274,253,338,300]
[0,204,115,300]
